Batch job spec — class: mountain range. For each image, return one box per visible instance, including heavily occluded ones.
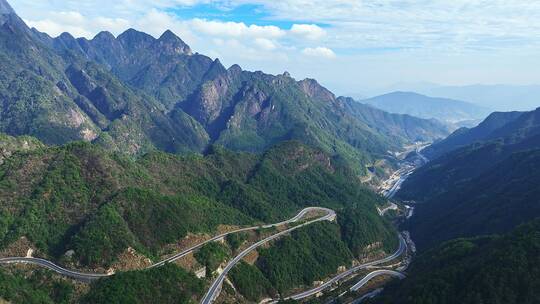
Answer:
[0,0,450,178]
[420,84,540,112]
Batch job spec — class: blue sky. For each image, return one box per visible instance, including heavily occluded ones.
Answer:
[9,0,540,96]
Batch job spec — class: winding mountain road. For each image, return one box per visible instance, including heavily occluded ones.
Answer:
[350,269,405,292]
[0,207,333,282]
[200,208,336,304]
[283,234,406,301]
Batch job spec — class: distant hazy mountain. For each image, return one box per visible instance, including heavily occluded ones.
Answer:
[339,97,451,144]
[368,82,540,112]
[420,84,540,112]
[362,92,491,125]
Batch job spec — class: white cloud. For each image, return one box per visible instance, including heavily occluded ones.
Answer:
[254,38,277,50]
[302,47,336,59]
[190,18,284,38]
[290,24,325,40]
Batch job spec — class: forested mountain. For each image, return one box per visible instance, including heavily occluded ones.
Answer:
[370,219,540,304]
[398,107,540,249]
[0,138,395,268]
[362,91,491,125]
[0,0,449,176]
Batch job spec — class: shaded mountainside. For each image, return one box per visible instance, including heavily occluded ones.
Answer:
[0,139,396,269]
[369,219,540,304]
[423,110,526,159]
[403,148,540,249]
[398,107,540,249]
[0,1,450,175]
[362,91,491,124]
[401,107,540,202]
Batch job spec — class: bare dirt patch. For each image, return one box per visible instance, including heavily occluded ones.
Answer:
[242,250,259,265]
[111,247,152,272]
[0,237,37,258]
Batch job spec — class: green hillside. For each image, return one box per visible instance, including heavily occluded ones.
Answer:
[370,219,540,304]
[0,139,395,268]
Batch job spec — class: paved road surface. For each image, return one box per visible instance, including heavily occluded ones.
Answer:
[0,257,109,282]
[350,269,405,291]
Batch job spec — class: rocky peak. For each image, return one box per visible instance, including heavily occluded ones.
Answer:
[298,78,336,103]
[117,28,155,51]
[203,58,228,81]
[92,31,116,44]
[156,30,192,55]
[0,0,15,16]
[58,32,76,41]
[0,0,28,32]
[228,64,242,75]
[54,32,85,54]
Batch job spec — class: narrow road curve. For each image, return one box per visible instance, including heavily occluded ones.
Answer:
[349,269,405,292]
[283,234,406,301]
[0,207,333,282]
[200,209,336,304]
[0,257,109,282]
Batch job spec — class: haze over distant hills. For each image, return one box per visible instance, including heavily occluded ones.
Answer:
[361,91,491,127]
[420,84,540,112]
[361,82,540,112]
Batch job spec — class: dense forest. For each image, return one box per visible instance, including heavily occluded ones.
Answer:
[82,265,205,304]
[369,218,540,304]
